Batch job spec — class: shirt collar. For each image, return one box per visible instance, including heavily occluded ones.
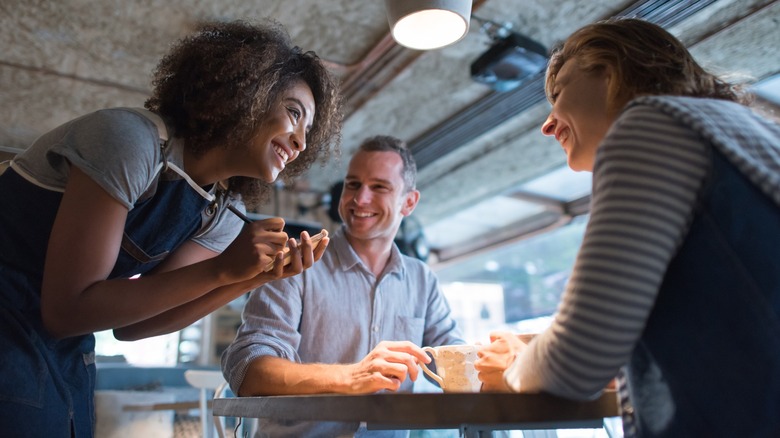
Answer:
[331,225,406,278]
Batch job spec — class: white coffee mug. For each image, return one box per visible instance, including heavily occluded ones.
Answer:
[420,344,481,393]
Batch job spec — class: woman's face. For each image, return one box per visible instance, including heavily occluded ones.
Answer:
[540,59,617,172]
[246,80,315,182]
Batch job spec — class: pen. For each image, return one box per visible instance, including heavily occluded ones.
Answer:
[227,204,253,224]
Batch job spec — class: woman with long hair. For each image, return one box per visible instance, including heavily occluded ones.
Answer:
[477,18,780,437]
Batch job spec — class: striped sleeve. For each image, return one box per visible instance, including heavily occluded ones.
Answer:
[504,104,710,399]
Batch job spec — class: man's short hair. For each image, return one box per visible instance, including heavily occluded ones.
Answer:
[357,135,417,191]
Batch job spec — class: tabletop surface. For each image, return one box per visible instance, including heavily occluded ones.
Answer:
[213,391,619,430]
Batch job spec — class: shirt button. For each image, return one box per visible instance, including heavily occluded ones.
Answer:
[372,326,379,332]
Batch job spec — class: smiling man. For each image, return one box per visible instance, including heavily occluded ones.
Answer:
[221,135,464,438]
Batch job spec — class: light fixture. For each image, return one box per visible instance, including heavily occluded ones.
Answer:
[469,17,547,92]
[385,0,472,50]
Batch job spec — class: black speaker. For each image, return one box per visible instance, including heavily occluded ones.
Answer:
[471,32,547,92]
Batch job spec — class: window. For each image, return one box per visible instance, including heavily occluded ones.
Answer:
[95,329,180,365]
[434,215,588,343]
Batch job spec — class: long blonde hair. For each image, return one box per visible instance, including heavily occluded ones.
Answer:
[545,18,750,108]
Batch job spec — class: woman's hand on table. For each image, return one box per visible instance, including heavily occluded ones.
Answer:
[475,331,529,392]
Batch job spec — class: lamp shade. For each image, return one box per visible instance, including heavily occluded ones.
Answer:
[385,0,472,50]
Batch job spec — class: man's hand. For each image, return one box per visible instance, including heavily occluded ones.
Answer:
[475,331,530,392]
[345,341,431,393]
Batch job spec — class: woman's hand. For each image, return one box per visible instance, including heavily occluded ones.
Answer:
[475,331,529,392]
[214,217,289,282]
[254,229,330,282]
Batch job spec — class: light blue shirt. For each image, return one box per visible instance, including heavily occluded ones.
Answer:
[221,225,464,437]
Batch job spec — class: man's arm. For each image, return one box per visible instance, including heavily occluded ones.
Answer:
[238,341,431,396]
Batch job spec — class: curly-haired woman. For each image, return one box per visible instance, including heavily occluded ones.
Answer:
[0,20,341,435]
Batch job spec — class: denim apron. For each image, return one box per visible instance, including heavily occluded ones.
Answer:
[0,113,221,436]
[627,148,780,436]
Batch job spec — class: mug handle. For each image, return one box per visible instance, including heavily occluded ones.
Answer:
[420,346,444,387]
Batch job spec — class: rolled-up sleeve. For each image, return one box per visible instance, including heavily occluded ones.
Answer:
[220,275,305,394]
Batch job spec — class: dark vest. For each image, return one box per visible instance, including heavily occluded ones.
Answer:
[628,146,780,436]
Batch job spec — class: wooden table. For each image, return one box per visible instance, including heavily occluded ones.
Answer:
[213,391,619,436]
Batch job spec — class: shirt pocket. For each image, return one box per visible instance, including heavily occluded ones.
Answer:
[393,315,425,345]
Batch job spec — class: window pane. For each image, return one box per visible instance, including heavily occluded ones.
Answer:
[518,165,592,201]
[434,215,588,343]
[95,330,180,366]
[424,196,544,249]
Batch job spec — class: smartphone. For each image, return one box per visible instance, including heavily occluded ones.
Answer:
[263,230,327,272]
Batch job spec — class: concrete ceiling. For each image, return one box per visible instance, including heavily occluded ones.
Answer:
[2,0,780,257]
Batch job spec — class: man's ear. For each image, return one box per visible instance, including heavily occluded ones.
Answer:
[401,189,420,216]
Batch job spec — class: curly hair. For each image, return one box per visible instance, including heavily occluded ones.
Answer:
[545,18,750,110]
[145,20,342,208]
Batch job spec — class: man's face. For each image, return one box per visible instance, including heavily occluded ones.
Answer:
[338,150,418,244]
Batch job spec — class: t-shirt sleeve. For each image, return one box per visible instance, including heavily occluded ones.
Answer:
[191,201,244,253]
[47,109,161,209]
[504,104,710,399]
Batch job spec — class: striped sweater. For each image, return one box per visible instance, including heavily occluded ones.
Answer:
[504,95,780,398]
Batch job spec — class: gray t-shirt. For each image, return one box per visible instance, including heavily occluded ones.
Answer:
[11,107,242,252]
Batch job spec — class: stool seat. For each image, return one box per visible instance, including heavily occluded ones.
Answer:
[184,369,226,438]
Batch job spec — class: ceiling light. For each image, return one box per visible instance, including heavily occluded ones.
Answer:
[385,0,472,50]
